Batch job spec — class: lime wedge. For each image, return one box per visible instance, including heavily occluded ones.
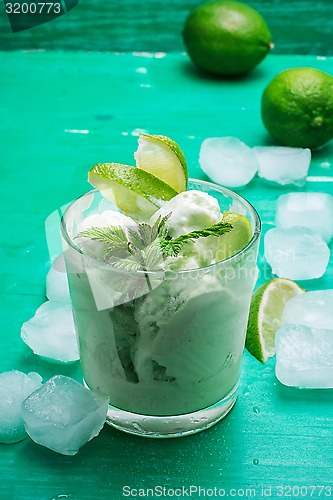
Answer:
[88,163,177,220]
[134,133,188,192]
[216,212,252,261]
[246,278,305,363]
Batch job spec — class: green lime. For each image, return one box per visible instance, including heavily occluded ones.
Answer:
[182,0,273,76]
[246,278,305,363]
[216,212,252,261]
[88,163,177,220]
[261,67,333,149]
[135,133,188,192]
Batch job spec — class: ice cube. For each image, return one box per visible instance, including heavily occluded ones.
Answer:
[264,227,330,280]
[253,146,311,186]
[22,375,109,455]
[281,290,333,330]
[0,371,42,443]
[275,324,333,388]
[275,192,333,243]
[21,301,79,364]
[199,137,258,188]
[46,253,70,301]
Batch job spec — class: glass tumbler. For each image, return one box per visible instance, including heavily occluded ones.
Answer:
[61,179,261,438]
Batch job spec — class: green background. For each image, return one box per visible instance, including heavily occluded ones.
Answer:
[1,1,333,499]
[0,0,333,53]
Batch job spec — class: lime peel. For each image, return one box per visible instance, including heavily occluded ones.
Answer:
[135,133,188,193]
[261,67,333,149]
[182,0,273,76]
[88,163,177,220]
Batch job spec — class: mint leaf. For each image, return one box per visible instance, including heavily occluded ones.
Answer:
[76,215,232,269]
[160,220,233,257]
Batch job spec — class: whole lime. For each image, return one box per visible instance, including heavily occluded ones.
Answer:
[182,0,273,76]
[261,67,333,149]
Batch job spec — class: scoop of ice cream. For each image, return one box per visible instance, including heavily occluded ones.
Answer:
[151,190,221,237]
[76,210,136,258]
[163,255,199,271]
[151,190,222,268]
[77,210,135,234]
[132,273,229,384]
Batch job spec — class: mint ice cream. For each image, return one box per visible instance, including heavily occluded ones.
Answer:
[151,190,221,268]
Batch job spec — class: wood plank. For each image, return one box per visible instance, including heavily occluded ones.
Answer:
[0,51,333,500]
[0,0,332,54]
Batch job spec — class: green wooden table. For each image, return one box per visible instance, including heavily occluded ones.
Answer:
[1,50,333,499]
[1,0,333,54]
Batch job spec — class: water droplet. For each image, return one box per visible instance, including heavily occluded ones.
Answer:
[132,422,142,431]
[253,406,260,413]
[64,129,89,134]
[253,458,260,465]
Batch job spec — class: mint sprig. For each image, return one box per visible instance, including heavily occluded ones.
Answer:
[160,220,233,257]
[76,213,232,271]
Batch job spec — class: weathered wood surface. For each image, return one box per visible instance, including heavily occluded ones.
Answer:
[1,50,333,499]
[0,0,332,54]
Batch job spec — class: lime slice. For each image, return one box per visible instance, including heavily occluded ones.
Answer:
[216,212,252,261]
[246,278,305,363]
[134,133,188,192]
[88,163,177,220]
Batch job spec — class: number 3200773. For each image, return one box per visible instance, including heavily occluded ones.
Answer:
[5,3,61,14]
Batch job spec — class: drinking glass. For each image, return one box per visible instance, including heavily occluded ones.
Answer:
[61,179,261,438]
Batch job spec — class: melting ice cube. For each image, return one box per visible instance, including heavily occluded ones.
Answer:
[46,253,70,301]
[281,290,333,331]
[275,192,333,243]
[22,375,109,455]
[199,137,258,188]
[0,371,42,443]
[275,324,333,388]
[21,301,79,364]
[264,227,330,280]
[253,146,311,186]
